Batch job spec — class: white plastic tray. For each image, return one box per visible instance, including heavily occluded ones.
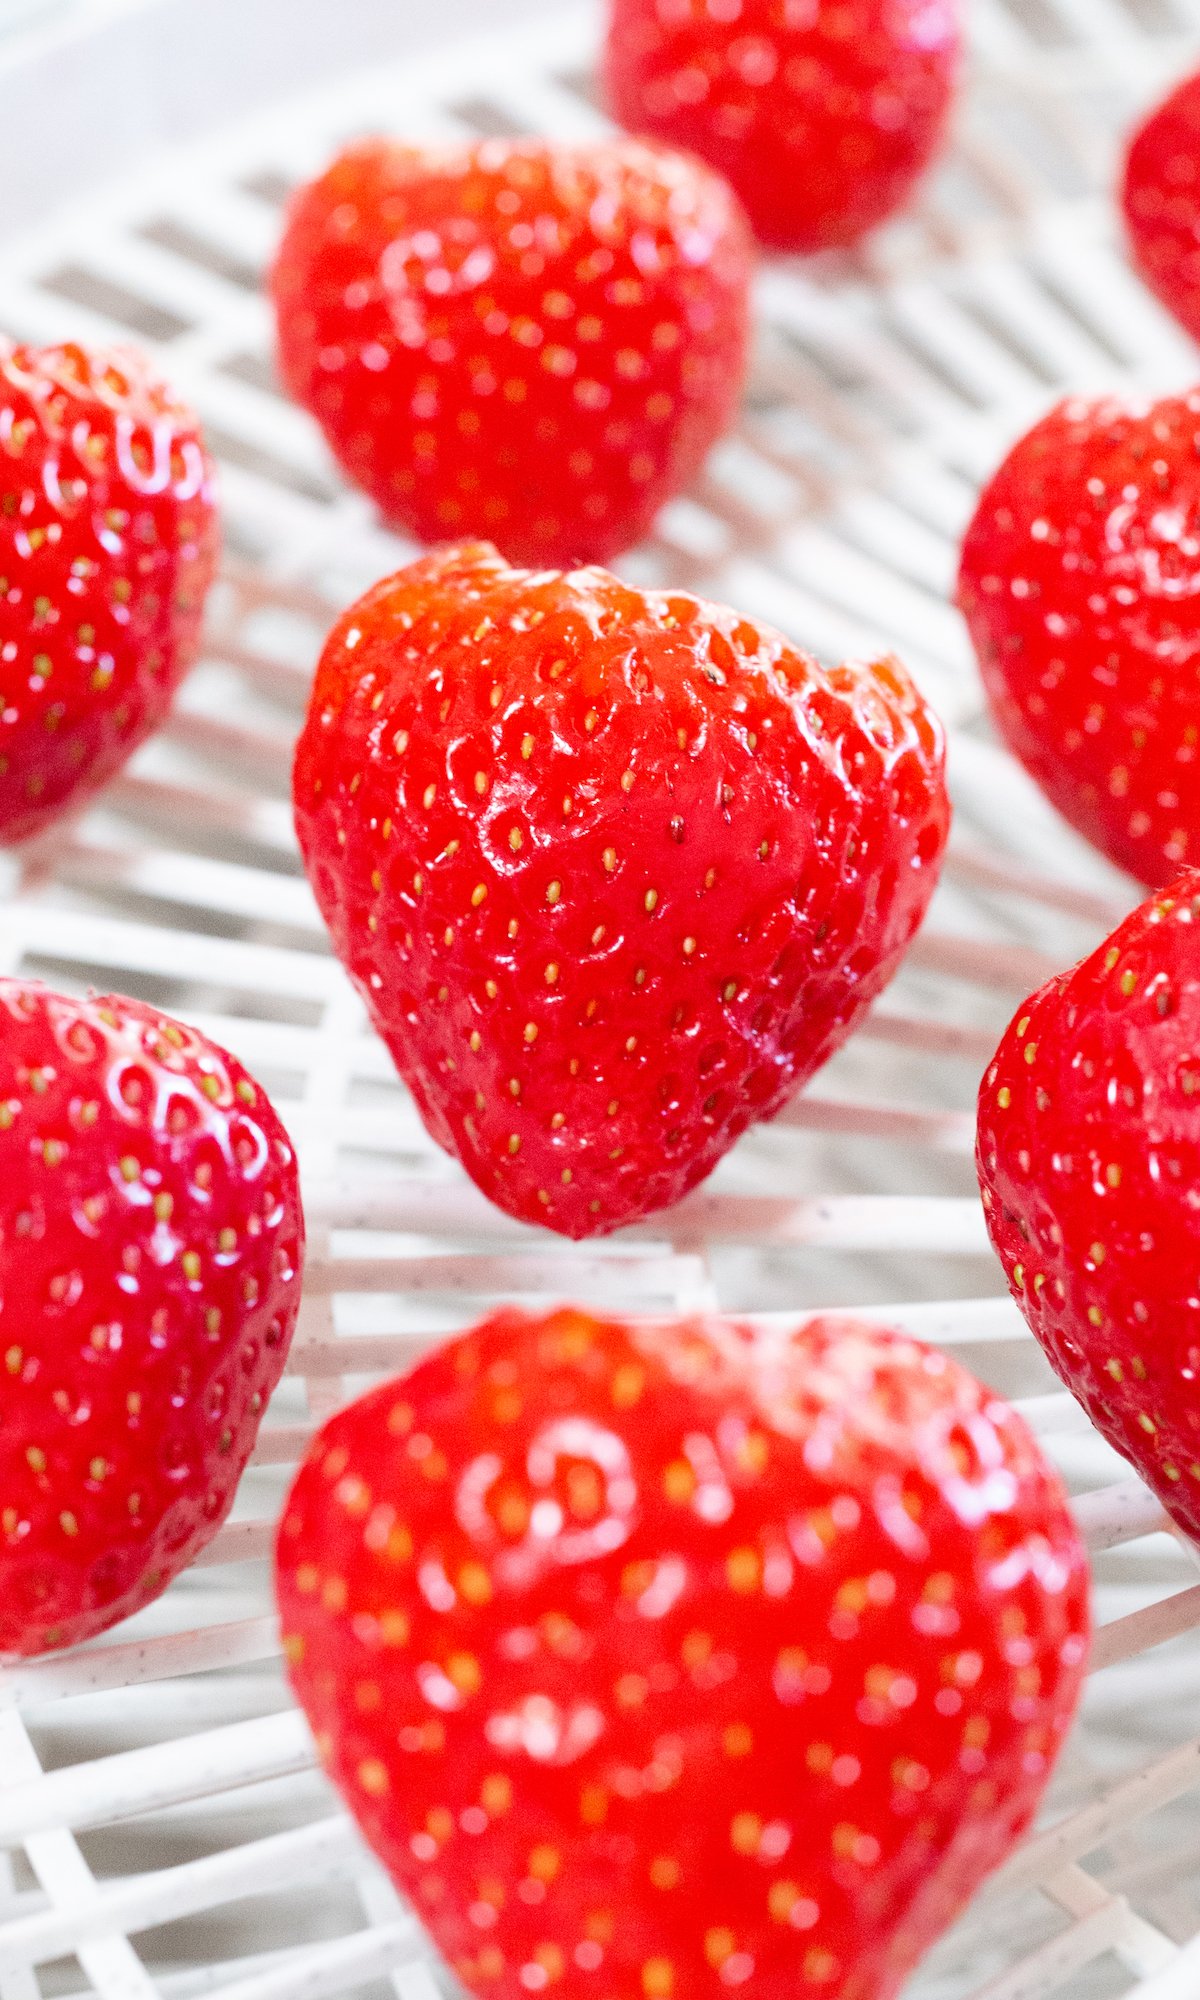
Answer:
[2,3,1200,1997]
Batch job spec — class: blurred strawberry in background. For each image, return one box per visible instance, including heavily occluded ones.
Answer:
[603,0,961,252]
[1124,68,1200,343]
[271,136,753,565]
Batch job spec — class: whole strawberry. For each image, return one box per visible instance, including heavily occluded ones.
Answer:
[979,868,1200,1543]
[958,391,1200,886]
[294,543,949,1238]
[278,1306,1089,2000]
[270,138,752,567]
[0,981,304,1656]
[1123,70,1200,343]
[0,341,218,847]
[603,0,961,253]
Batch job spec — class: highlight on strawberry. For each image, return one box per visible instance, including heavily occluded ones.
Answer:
[979,867,1200,1545]
[603,0,962,253]
[277,1305,1090,2000]
[270,135,753,567]
[0,980,304,1656]
[293,542,950,1238]
[958,388,1200,887]
[0,340,218,847]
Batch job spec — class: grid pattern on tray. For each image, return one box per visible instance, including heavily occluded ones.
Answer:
[1,1,1200,1996]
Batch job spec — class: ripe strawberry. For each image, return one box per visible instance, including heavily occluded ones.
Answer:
[293,542,949,1238]
[278,1306,1089,2000]
[1123,69,1200,343]
[269,137,752,567]
[958,390,1200,887]
[979,867,1200,1543]
[0,980,304,1656]
[603,0,961,254]
[0,341,218,847]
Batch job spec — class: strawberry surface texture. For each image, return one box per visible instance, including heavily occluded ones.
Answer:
[293,543,950,1238]
[1123,68,1200,343]
[603,0,961,252]
[979,868,1200,1544]
[958,390,1200,886]
[277,1305,1090,2000]
[0,981,304,1656]
[0,340,218,846]
[271,137,752,567]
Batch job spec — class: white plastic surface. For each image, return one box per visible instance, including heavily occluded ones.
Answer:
[1,3,1200,1997]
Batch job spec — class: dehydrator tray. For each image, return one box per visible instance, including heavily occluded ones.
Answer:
[3,2,1200,1996]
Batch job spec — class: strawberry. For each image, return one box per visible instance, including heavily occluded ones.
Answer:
[603,0,961,254]
[293,542,949,1238]
[269,137,752,568]
[958,390,1200,887]
[979,867,1200,1543]
[0,340,218,848]
[1123,69,1200,343]
[278,1305,1089,2000]
[0,980,304,1656]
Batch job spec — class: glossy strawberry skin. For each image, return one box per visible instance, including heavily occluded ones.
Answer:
[1123,71,1200,342]
[294,543,949,1238]
[603,0,961,254]
[958,391,1200,887]
[278,1306,1089,2000]
[0,341,218,847]
[979,869,1200,1543]
[0,981,304,1656]
[270,138,752,568]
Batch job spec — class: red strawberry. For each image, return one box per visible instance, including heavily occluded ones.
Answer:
[957,390,1200,887]
[293,542,949,1238]
[603,0,961,254]
[269,137,752,567]
[0,980,304,1656]
[1123,69,1200,343]
[978,866,1200,1543]
[0,341,218,847]
[278,1306,1089,2000]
